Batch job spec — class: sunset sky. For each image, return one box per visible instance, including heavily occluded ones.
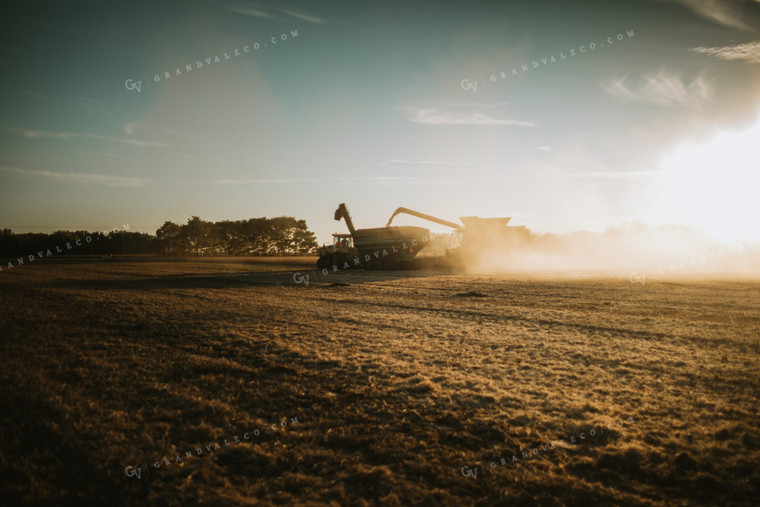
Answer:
[1,0,759,244]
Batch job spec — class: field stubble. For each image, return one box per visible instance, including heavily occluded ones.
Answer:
[0,256,758,505]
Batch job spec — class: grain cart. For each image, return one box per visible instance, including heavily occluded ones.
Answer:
[316,203,430,270]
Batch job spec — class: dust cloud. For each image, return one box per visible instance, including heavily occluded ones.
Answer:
[458,224,760,277]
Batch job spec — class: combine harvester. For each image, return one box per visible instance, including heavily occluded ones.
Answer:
[386,207,530,267]
[316,203,530,271]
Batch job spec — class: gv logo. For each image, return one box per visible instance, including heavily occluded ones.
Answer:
[125,466,142,479]
[125,79,142,93]
[629,272,646,286]
[293,272,310,285]
[461,79,478,93]
[460,465,478,479]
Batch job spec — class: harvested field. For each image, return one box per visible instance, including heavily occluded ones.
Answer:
[1,256,758,505]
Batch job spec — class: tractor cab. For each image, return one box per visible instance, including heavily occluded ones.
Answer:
[317,233,357,270]
[333,234,353,249]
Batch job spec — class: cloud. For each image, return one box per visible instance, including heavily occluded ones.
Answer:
[602,70,712,108]
[216,0,277,19]
[659,0,760,32]
[560,170,662,179]
[404,102,536,126]
[388,159,507,168]
[209,176,465,185]
[79,151,126,159]
[0,165,149,187]
[279,8,324,24]
[691,41,760,63]
[211,178,321,184]
[363,176,463,184]
[124,122,140,135]
[8,128,167,148]
[215,1,324,23]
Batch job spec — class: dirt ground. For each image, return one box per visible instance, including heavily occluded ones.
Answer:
[0,256,758,506]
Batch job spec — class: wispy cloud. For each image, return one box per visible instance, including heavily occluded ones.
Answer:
[210,176,465,185]
[659,0,760,32]
[211,178,321,184]
[560,170,662,179]
[216,0,277,19]
[124,122,140,135]
[279,8,324,24]
[387,159,507,168]
[691,41,760,63]
[602,70,712,108]
[0,165,149,187]
[8,128,167,148]
[404,102,536,126]
[362,176,462,184]
[215,1,324,23]
[79,151,126,159]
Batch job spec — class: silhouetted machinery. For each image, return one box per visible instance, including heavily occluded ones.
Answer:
[386,207,530,265]
[316,203,429,270]
[316,203,530,270]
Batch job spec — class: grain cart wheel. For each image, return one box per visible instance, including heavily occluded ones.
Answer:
[384,258,399,270]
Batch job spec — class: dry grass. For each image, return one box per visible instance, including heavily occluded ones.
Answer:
[0,256,758,505]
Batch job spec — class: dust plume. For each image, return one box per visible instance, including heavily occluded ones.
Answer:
[461,223,760,278]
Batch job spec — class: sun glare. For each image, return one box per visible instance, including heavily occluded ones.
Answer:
[656,113,760,242]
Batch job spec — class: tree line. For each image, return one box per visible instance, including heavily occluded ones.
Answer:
[0,216,318,258]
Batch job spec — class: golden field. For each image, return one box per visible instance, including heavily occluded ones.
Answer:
[0,256,758,505]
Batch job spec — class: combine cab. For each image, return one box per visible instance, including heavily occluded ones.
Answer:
[316,203,430,270]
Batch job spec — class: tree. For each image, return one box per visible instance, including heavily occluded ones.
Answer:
[0,215,319,259]
[156,221,183,255]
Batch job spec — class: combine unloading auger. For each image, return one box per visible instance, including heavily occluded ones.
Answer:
[386,207,463,231]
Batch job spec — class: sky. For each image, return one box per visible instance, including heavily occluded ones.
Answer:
[1,0,759,245]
